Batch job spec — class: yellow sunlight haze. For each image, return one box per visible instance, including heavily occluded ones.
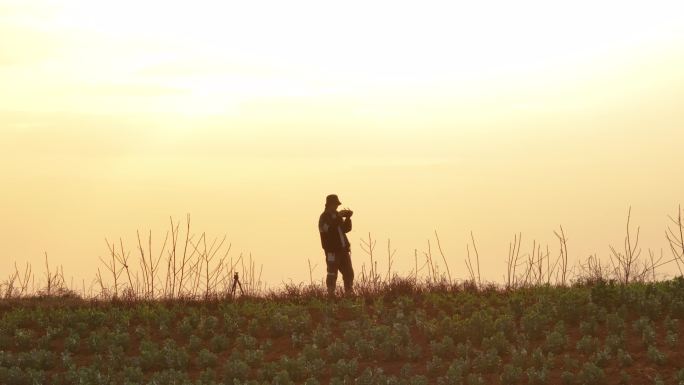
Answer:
[1,0,684,289]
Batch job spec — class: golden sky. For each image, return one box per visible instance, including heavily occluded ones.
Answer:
[2,1,684,290]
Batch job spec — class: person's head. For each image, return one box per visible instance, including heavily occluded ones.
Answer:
[325,194,342,211]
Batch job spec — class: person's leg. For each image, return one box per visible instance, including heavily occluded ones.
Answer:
[325,251,338,296]
[339,251,354,294]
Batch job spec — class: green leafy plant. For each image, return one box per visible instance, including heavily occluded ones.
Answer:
[425,355,444,378]
[675,368,684,385]
[500,364,523,384]
[666,330,679,348]
[576,335,598,354]
[647,345,666,365]
[562,354,578,371]
[13,329,34,351]
[641,324,657,346]
[578,362,605,385]
[333,358,358,378]
[510,347,528,368]
[138,339,161,370]
[197,348,217,368]
[326,339,350,362]
[521,307,551,340]
[222,358,249,383]
[64,332,81,353]
[605,312,625,332]
[617,349,633,367]
[561,370,575,385]
[187,334,203,352]
[605,332,625,353]
[438,359,466,385]
[466,372,485,385]
[122,365,144,383]
[482,331,510,355]
[618,370,630,385]
[161,339,190,370]
[526,366,548,385]
[209,333,230,353]
[431,335,456,358]
[544,329,567,353]
[473,348,501,373]
[409,375,429,385]
[580,318,598,336]
[278,355,308,382]
[591,348,611,368]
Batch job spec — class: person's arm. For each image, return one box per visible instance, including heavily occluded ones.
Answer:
[319,214,332,250]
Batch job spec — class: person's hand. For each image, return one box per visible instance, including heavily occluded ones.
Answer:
[339,209,353,218]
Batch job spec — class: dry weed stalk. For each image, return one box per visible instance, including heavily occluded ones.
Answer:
[386,239,396,282]
[95,214,259,300]
[666,205,684,275]
[434,231,452,284]
[552,226,569,286]
[360,233,379,288]
[307,259,317,286]
[523,241,551,286]
[41,253,67,296]
[1,262,30,298]
[608,207,642,284]
[7,208,684,300]
[100,240,124,298]
[424,239,437,283]
[579,254,609,282]
[506,233,522,289]
[136,229,169,299]
[465,231,481,288]
[413,249,419,283]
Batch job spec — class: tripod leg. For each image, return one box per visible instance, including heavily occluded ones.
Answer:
[237,280,244,295]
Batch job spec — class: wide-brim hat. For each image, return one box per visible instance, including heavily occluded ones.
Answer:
[326,194,342,206]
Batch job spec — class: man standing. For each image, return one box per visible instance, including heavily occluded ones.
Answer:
[318,194,354,296]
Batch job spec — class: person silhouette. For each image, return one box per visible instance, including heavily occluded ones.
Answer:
[318,194,354,296]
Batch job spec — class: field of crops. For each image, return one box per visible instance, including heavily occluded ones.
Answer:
[1,277,684,385]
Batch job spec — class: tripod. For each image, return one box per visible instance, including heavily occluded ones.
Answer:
[231,272,244,297]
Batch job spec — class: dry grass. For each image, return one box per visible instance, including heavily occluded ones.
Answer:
[2,206,684,303]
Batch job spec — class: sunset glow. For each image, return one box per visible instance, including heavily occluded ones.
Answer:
[2,0,684,289]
